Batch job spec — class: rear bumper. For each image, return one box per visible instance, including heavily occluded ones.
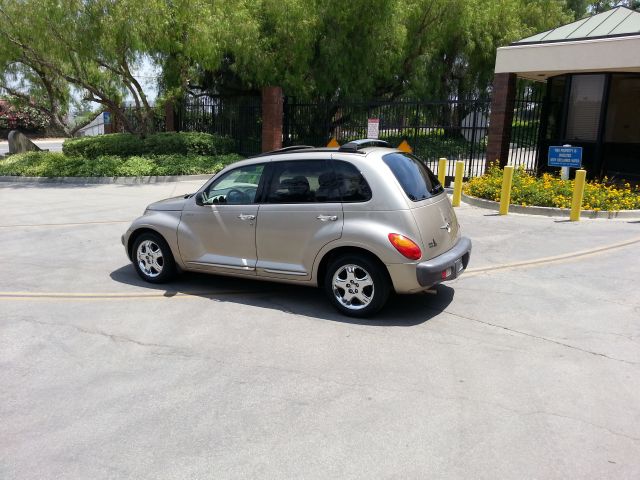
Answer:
[416,236,472,287]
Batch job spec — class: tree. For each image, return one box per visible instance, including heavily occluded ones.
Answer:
[0,0,169,135]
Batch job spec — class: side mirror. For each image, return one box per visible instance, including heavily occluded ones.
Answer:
[195,192,205,206]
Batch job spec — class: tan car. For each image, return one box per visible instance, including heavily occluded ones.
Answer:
[122,139,471,317]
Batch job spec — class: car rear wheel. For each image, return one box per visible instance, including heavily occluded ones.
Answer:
[132,232,176,283]
[324,254,390,317]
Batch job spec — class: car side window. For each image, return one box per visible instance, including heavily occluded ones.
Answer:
[265,160,341,203]
[333,161,372,202]
[202,164,264,205]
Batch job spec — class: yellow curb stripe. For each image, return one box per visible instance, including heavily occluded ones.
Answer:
[0,220,129,228]
[465,235,640,275]
[0,290,273,300]
[1,236,638,301]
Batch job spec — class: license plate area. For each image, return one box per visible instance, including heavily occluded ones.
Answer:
[454,258,464,274]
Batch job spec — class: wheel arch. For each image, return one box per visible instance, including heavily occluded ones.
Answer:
[127,227,169,261]
[315,246,393,291]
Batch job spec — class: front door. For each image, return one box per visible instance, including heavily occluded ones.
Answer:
[256,159,343,280]
[178,163,265,275]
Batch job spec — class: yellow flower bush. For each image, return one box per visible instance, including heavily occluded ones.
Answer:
[464,163,640,211]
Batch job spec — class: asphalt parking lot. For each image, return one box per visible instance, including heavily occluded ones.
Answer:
[1,179,639,479]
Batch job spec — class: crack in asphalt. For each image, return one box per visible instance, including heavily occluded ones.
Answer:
[440,309,639,366]
[13,316,640,446]
[18,318,185,353]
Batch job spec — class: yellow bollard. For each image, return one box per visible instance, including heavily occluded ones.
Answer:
[452,161,464,207]
[570,169,587,221]
[438,158,447,186]
[499,165,514,215]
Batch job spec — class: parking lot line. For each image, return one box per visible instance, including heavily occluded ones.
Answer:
[1,235,638,302]
[0,220,129,228]
[465,235,640,276]
[0,289,282,301]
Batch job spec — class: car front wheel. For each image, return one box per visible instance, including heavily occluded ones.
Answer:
[324,254,390,317]
[132,232,176,283]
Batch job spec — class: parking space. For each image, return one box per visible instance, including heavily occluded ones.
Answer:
[1,180,639,479]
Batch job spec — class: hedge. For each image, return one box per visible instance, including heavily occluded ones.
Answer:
[0,151,242,177]
[62,132,235,158]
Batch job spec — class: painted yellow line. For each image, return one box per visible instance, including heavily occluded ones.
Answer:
[465,235,640,276]
[1,236,638,302]
[0,289,282,300]
[0,220,129,228]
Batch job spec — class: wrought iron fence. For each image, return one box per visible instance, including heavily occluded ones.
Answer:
[284,98,492,178]
[176,95,261,156]
[115,87,545,179]
[509,80,545,174]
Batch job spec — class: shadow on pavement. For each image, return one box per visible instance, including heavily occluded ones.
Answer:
[110,264,455,327]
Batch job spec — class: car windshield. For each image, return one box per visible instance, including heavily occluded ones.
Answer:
[382,152,443,201]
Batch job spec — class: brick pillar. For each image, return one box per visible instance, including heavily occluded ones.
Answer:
[261,86,283,152]
[486,73,517,170]
[165,101,175,132]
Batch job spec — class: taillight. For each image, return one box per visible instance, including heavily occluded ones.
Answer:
[388,233,422,260]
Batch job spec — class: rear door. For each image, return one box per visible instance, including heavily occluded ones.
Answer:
[255,159,343,280]
[381,152,459,259]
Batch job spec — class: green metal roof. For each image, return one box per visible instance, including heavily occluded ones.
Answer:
[514,6,640,44]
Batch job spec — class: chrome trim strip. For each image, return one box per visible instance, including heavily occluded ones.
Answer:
[187,261,255,271]
[263,268,307,276]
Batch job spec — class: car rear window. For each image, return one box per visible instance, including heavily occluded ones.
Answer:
[382,152,443,202]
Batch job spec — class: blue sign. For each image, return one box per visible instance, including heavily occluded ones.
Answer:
[548,146,582,168]
[103,111,111,125]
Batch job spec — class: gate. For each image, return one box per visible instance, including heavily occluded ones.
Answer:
[176,95,262,157]
[509,80,545,173]
[284,98,491,178]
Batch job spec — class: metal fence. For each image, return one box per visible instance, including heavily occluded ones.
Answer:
[509,80,545,173]
[284,98,492,178]
[116,85,545,178]
[175,95,261,156]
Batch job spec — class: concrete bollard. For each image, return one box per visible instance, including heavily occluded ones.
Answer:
[570,169,587,221]
[452,161,464,207]
[499,165,514,215]
[438,158,447,186]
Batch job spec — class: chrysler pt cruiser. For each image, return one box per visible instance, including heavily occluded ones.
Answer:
[122,139,471,317]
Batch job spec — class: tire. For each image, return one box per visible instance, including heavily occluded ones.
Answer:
[132,232,177,284]
[324,253,390,318]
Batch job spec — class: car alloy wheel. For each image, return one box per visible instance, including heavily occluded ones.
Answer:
[332,264,374,310]
[324,254,390,317]
[136,239,164,278]
[132,232,176,284]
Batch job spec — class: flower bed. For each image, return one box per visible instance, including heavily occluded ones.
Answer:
[464,164,640,211]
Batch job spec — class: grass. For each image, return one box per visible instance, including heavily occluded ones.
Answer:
[464,163,640,211]
[0,151,242,177]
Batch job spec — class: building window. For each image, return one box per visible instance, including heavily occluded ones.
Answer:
[605,74,640,144]
[565,74,605,142]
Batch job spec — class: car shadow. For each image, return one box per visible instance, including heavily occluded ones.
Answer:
[109,265,455,327]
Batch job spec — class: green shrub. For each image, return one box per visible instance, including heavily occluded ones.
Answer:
[465,163,640,211]
[63,132,235,158]
[0,151,242,177]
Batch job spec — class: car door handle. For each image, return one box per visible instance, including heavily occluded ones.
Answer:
[316,215,338,222]
[237,214,256,221]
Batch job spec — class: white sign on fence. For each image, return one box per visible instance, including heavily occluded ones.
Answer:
[367,118,380,139]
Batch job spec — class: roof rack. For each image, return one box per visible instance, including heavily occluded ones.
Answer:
[252,145,315,157]
[338,139,390,153]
